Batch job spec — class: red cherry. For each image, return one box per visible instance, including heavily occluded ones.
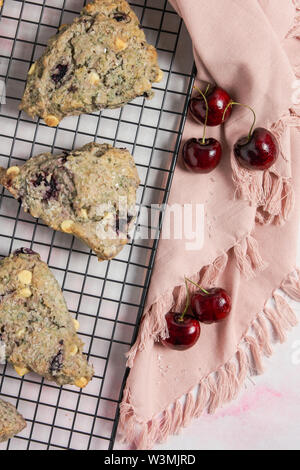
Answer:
[234,127,278,171]
[191,288,232,324]
[182,137,222,173]
[189,86,233,127]
[162,312,201,351]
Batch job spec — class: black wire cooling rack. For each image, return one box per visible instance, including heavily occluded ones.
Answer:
[0,0,195,450]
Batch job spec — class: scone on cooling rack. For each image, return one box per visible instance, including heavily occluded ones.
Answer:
[20,0,163,126]
[0,249,94,388]
[0,399,26,443]
[0,143,140,261]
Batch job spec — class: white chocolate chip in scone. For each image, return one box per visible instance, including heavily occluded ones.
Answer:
[85,3,96,13]
[18,270,32,285]
[30,208,40,219]
[61,220,74,233]
[75,377,88,388]
[14,366,30,377]
[6,166,20,177]
[19,288,32,298]
[78,209,88,220]
[154,69,164,83]
[89,71,100,86]
[114,37,128,52]
[28,63,36,75]
[44,115,60,127]
[72,319,80,331]
[69,345,78,357]
[16,328,26,338]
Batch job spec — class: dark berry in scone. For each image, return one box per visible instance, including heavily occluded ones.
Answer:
[20,0,163,127]
[0,399,26,443]
[0,143,140,261]
[0,250,94,387]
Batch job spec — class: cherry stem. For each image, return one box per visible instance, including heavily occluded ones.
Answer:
[222,101,257,142]
[204,83,210,96]
[186,278,210,295]
[180,278,190,321]
[194,86,209,144]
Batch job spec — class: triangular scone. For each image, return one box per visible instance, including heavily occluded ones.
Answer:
[0,143,140,261]
[20,0,163,126]
[0,399,26,443]
[0,249,94,387]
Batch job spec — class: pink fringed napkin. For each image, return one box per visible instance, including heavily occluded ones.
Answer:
[119,0,300,449]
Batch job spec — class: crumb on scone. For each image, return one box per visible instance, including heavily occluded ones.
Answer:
[20,0,163,125]
[0,143,140,261]
[0,399,26,443]
[0,249,94,387]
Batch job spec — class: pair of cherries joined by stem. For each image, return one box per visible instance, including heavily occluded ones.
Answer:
[161,278,232,351]
[183,85,279,173]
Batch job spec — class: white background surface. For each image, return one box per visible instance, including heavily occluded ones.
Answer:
[1,0,300,451]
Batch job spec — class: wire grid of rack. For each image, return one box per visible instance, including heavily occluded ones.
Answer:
[0,0,195,450]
